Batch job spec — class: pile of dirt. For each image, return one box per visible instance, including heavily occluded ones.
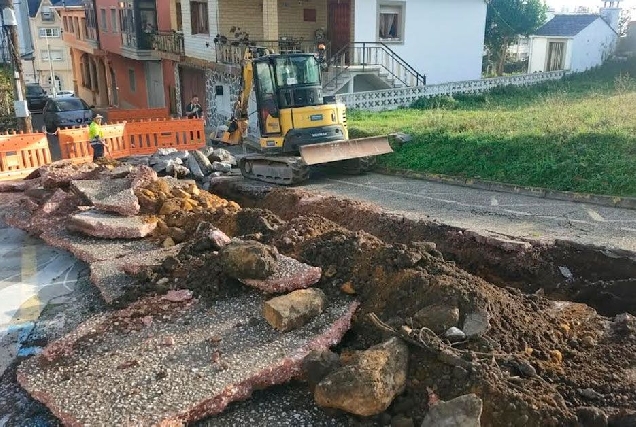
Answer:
[142,204,636,426]
[133,179,241,244]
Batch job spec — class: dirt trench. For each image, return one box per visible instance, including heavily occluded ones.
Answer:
[139,178,634,427]
[209,181,636,318]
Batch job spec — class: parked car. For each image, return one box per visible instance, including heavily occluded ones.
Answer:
[42,97,95,133]
[25,83,48,111]
[52,90,76,98]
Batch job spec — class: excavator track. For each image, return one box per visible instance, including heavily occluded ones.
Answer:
[238,154,310,185]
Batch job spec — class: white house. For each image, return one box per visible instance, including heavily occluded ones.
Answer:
[353,0,488,86]
[528,12,619,73]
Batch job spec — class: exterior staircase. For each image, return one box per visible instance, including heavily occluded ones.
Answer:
[322,42,426,96]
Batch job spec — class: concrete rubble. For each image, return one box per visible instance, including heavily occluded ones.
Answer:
[0,158,365,425]
[142,147,239,182]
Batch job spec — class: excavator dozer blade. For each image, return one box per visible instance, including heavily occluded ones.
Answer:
[299,136,393,166]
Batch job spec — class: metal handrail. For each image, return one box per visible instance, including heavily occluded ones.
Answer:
[323,42,426,91]
[152,31,185,56]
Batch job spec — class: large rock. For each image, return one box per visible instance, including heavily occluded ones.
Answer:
[192,150,213,174]
[17,293,358,425]
[208,148,236,166]
[187,154,205,179]
[218,240,279,280]
[67,210,157,239]
[212,161,232,173]
[129,165,158,190]
[314,337,409,417]
[413,304,460,334]
[420,394,483,427]
[71,179,140,217]
[263,288,326,332]
[239,254,322,293]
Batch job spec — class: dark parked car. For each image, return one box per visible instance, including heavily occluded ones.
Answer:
[42,97,95,133]
[25,83,48,111]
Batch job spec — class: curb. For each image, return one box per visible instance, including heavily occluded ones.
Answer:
[374,167,636,211]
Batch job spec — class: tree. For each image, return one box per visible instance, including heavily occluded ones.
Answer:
[618,9,632,37]
[485,0,548,76]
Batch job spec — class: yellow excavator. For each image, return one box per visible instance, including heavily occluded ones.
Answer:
[214,46,393,185]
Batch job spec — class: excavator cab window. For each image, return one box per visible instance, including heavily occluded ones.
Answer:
[254,61,281,135]
[273,55,323,108]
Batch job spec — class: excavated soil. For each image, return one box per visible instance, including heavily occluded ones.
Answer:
[196,181,636,426]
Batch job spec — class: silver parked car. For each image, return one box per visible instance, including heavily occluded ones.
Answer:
[42,97,95,133]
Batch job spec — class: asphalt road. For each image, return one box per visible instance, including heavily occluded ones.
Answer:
[302,172,636,253]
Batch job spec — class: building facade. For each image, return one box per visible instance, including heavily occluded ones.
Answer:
[23,0,74,93]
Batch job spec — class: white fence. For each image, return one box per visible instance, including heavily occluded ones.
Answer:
[335,71,568,111]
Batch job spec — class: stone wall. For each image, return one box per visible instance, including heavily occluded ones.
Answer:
[204,68,242,130]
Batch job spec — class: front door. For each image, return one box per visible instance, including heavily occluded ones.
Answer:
[328,0,351,61]
[546,41,565,71]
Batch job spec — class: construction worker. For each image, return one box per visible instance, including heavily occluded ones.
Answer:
[88,114,107,162]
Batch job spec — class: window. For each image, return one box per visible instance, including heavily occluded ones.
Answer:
[41,7,54,22]
[129,69,136,92]
[100,8,107,31]
[378,3,404,42]
[41,49,64,61]
[38,27,60,38]
[190,0,208,34]
[63,17,68,32]
[110,9,118,32]
[176,1,182,32]
[303,8,316,22]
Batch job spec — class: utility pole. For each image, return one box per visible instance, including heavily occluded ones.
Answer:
[1,0,33,133]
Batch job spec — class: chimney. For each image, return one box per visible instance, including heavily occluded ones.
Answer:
[599,0,621,32]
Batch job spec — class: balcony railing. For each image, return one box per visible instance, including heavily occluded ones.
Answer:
[215,39,330,65]
[152,31,185,57]
[122,29,153,51]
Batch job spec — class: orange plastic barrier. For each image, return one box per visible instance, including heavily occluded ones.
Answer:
[107,107,170,123]
[58,118,206,162]
[0,131,52,180]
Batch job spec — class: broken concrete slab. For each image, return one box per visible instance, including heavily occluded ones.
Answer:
[17,293,358,425]
[240,255,322,294]
[263,288,326,332]
[36,161,101,190]
[90,245,183,303]
[68,210,157,239]
[0,179,39,193]
[40,227,159,263]
[71,179,140,217]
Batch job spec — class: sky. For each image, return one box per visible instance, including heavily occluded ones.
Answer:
[545,0,636,13]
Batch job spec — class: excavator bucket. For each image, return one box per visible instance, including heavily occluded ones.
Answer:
[299,135,393,166]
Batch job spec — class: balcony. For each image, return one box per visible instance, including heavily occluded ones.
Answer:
[121,29,155,60]
[214,38,329,65]
[152,31,185,59]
